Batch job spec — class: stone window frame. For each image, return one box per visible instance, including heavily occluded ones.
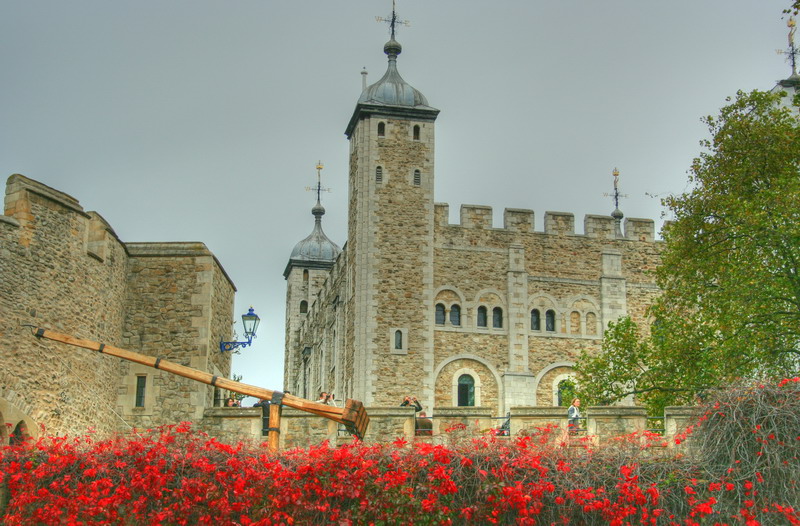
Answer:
[412,169,421,187]
[412,124,421,141]
[531,308,541,331]
[492,307,503,329]
[375,166,383,184]
[377,121,386,138]
[390,327,408,355]
[121,365,156,416]
[451,367,482,407]
[449,304,461,326]
[476,306,488,328]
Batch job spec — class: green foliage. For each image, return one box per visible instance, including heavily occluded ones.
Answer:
[577,89,800,413]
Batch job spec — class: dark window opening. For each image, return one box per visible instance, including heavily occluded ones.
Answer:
[435,303,446,325]
[376,166,383,183]
[449,304,461,326]
[300,300,308,314]
[492,307,503,328]
[457,374,475,406]
[477,306,487,328]
[413,125,420,140]
[377,122,386,137]
[413,170,421,186]
[135,376,146,407]
[394,330,403,350]
[546,310,556,332]
[531,309,541,330]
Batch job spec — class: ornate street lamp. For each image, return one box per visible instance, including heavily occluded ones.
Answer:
[220,307,260,353]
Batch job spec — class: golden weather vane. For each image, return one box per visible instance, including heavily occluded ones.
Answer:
[777,17,799,76]
[304,161,331,203]
[375,0,410,39]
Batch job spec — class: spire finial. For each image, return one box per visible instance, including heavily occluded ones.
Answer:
[778,17,799,76]
[376,0,410,41]
[305,161,331,219]
[603,167,628,237]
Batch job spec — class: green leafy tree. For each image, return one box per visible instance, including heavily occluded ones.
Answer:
[577,89,800,413]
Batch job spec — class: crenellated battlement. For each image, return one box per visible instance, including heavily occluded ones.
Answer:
[434,203,657,241]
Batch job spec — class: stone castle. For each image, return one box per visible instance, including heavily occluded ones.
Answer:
[282,32,662,418]
[2,25,690,447]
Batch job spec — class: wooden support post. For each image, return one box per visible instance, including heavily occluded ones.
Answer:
[268,401,282,452]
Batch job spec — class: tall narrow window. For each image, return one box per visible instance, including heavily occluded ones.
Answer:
[300,300,308,314]
[570,311,581,334]
[135,376,146,407]
[435,303,446,325]
[457,374,475,406]
[377,122,385,137]
[413,170,421,186]
[477,306,488,328]
[449,304,461,326]
[413,125,420,140]
[394,330,403,350]
[375,166,383,183]
[545,310,556,332]
[531,309,541,330]
[303,269,309,283]
[493,307,503,328]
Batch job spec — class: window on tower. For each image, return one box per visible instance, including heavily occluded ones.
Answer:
[545,310,556,332]
[300,300,308,314]
[531,309,541,331]
[378,122,386,137]
[457,374,475,406]
[413,170,421,186]
[394,330,403,350]
[477,306,488,328]
[413,125,420,141]
[435,303,446,325]
[376,166,383,183]
[449,304,461,326]
[493,307,503,328]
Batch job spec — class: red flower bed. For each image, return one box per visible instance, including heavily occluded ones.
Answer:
[1,379,798,525]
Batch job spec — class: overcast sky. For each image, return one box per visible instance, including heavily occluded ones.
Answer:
[1,1,793,401]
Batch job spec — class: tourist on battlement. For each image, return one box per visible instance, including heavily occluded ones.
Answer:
[400,395,422,412]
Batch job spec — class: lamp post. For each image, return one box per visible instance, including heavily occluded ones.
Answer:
[220,307,261,352]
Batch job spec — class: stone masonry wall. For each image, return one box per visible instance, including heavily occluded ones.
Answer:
[0,175,127,437]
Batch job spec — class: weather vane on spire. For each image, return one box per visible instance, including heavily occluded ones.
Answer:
[604,167,628,211]
[305,161,331,203]
[376,0,410,39]
[777,17,799,76]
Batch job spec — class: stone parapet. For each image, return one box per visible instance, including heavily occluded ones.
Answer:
[509,406,566,436]
[584,215,616,240]
[624,218,655,242]
[200,407,263,443]
[460,205,493,229]
[664,406,697,447]
[586,406,648,440]
[503,209,534,233]
[432,406,493,434]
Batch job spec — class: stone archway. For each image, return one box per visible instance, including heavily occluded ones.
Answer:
[9,421,30,446]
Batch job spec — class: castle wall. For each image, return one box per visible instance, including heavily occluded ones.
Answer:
[118,243,235,430]
[0,174,237,440]
[1,175,127,437]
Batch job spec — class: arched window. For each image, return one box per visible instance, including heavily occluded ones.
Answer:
[457,374,475,406]
[413,125,420,140]
[394,330,403,350]
[300,300,308,314]
[586,312,597,335]
[557,378,577,407]
[477,306,488,328]
[413,170,421,186]
[377,122,385,137]
[435,303,446,325]
[531,309,541,330]
[376,166,383,183]
[302,269,309,283]
[545,310,556,332]
[492,307,503,328]
[449,304,461,326]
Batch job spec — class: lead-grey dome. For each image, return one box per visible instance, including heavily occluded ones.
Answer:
[356,38,433,109]
[284,202,341,278]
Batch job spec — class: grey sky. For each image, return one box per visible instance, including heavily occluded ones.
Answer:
[1,1,792,398]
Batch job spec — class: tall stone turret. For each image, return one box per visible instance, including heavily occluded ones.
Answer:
[344,32,440,406]
[283,168,341,396]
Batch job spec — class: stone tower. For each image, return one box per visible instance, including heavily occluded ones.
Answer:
[343,35,440,406]
[283,174,341,397]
